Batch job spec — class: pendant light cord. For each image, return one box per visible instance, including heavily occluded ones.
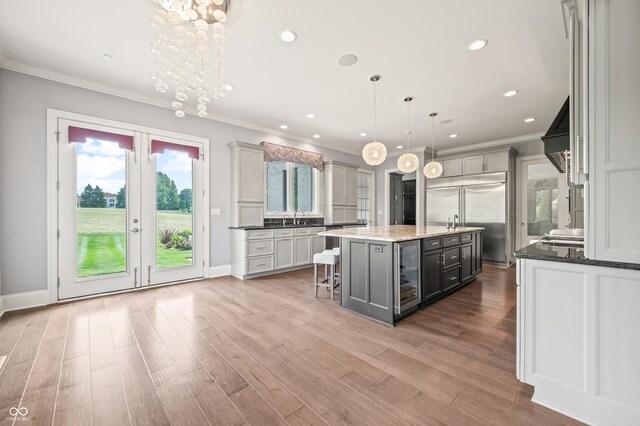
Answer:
[431,115,435,162]
[373,80,377,142]
[406,101,410,151]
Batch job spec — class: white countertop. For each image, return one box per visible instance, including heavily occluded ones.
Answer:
[318,225,484,242]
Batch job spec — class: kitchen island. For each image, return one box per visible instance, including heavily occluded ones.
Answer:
[319,225,483,325]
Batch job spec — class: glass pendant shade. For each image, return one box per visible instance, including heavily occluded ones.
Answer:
[424,161,443,179]
[397,153,419,173]
[362,141,387,166]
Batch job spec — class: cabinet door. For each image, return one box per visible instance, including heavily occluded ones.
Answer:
[443,158,463,177]
[422,250,443,302]
[484,152,509,173]
[310,235,325,257]
[344,167,358,206]
[461,244,473,282]
[275,238,294,269]
[332,165,346,205]
[345,207,358,223]
[462,156,485,175]
[294,236,311,266]
[238,148,264,202]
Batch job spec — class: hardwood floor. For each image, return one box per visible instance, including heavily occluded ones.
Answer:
[0,265,583,425]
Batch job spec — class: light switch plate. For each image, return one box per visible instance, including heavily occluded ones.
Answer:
[210,208,221,216]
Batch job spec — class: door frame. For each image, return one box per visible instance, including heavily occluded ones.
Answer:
[515,154,569,250]
[47,108,210,303]
[383,162,424,227]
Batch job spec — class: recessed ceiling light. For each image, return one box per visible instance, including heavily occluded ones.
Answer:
[313,134,320,138]
[504,90,519,97]
[449,134,458,138]
[468,39,488,51]
[102,53,112,62]
[337,54,358,67]
[306,113,316,119]
[396,145,404,149]
[224,84,235,91]
[280,124,288,129]
[360,132,368,137]
[524,117,536,123]
[279,30,297,42]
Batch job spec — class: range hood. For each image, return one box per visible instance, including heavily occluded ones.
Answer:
[541,97,570,173]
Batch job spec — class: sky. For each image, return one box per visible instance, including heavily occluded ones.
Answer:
[76,139,192,195]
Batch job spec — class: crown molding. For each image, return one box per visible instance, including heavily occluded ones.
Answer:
[0,59,362,157]
[435,132,544,157]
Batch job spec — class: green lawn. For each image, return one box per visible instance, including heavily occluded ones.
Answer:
[76,208,193,278]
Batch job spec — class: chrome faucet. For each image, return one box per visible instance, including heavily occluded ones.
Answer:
[453,214,460,229]
[293,209,301,225]
[282,214,289,226]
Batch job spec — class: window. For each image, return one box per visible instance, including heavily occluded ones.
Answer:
[265,161,318,214]
[357,171,373,223]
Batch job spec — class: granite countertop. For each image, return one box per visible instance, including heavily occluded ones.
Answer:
[229,222,365,230]
[318,225,484,242]
[515,242,640,271]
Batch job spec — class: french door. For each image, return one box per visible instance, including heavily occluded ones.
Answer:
[57,118,204,300]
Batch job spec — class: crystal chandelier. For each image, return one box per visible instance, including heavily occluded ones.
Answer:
[149,0,230,118]
[362,75,388,166]
[397,96,419,173]
[424,112,443,178]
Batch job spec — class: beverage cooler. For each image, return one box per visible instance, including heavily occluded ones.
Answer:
[394,240,421,314]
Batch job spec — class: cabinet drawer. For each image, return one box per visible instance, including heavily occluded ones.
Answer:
[443,267,461,291]
[443,246,461,268]
[274,228,294,238]
[246,229,274,240]
[294,228,311,236]
[443,235,460,247]
[246,256,274,274]
[246,239,274,257]
[460,233,472,243]
[423,237,442,251]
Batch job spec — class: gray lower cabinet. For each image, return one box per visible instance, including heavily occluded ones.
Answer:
[341,239,394,325]
[275,238,294,269]
[294,236,311,266]
[422,251,443,301]
[421,231,483,306]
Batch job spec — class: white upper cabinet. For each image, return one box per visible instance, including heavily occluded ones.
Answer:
[587,0,640,263]
[324,161,359,224]
[443,159,463,177]
[229,142,264,227]
[484,151,511,173]
[462,156,484,175]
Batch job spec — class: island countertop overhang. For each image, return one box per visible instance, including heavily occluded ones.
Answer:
[318,225,484,242]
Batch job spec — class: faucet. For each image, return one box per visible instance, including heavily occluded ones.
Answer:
[453,214,459,229]
[282,214,289,226]
[446,217,451,230]
[293,209,301,225]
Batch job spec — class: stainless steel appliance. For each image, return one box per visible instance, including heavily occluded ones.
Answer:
[539,228,584,247]
[427,172,511,263]
[394,240,421,315]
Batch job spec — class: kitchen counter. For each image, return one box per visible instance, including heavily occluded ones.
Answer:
[318,225,485,242]
[229,222,365,230]
[515,242,640,271]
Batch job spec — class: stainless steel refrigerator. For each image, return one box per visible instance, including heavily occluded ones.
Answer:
[427,172,511,263]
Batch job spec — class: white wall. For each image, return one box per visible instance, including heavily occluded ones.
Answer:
[0,69,369,296]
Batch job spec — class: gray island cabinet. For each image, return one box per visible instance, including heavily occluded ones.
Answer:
[319,225,483,325]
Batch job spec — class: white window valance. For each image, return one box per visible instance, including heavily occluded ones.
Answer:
[261,142,324,171]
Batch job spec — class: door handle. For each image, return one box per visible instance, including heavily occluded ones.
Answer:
[131,228,140,233]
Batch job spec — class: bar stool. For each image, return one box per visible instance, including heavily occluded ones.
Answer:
[313,249,339,299]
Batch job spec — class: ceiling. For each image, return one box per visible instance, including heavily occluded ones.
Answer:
[0,0,569,156]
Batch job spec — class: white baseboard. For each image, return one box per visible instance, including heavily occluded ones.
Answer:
[209,264,231,278]
[0,290,49,318]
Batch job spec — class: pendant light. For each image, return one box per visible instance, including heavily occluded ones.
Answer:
[424,112,443,178]
[397,96,419,173]
[362,75,387,166]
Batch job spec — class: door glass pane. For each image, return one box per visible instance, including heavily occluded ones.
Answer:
[76,138,127,278]
[293,163,313,212]
[156,149,193,269]
[527,163,559,236]
[266,161,288,212]
[399,243,419,306]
